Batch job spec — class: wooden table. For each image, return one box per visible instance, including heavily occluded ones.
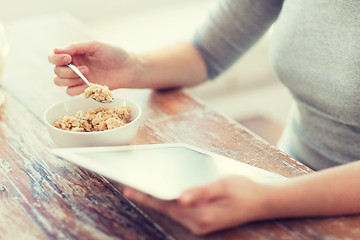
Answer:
[0,13,359,240]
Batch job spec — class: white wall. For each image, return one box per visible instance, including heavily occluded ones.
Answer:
[0,0,196,23]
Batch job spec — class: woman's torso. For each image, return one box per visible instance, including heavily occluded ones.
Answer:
[270,0,360,169]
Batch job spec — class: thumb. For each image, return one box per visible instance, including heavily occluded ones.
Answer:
[179,178,225,205]
[54,41,98,56]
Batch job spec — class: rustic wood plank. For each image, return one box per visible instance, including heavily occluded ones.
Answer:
[277,217,360,240]
[0,173,48,240]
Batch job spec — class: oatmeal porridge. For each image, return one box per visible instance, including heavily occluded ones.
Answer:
[54,106,131,132]
[83,83,114,103]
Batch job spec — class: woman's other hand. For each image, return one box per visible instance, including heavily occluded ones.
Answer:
[124,176,271,235]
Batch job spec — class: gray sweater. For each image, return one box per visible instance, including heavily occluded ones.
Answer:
[193,0,360,170]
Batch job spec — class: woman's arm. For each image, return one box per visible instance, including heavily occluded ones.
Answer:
[125,160,360,235]
[264,160,360,219]
[134,41,207,89]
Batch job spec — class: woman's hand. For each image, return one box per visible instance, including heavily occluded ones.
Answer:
[124,176,270,235]
[48,41,207,95]
[48,41,139,96]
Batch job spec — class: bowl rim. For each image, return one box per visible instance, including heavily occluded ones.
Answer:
[43,96,142,135]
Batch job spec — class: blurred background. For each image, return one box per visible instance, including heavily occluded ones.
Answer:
[0,0,293,145]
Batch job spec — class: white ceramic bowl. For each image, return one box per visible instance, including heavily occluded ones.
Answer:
[44,96,142,148]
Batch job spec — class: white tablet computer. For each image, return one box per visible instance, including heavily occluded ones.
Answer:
[51,143,286,200]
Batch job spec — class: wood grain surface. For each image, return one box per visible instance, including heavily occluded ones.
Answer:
[0,13,359,240]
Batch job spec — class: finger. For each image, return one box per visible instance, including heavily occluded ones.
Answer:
[54,77,84,87]
[66,84,88,96]
[48,53,72,65]
[54,41,98,56]
[54,65,88,79]
[124,188,173,213]
[179,178,226,205]
[124,188,213,235]
[123,187,137,198]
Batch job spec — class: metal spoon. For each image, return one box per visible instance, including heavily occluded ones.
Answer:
[68,63,91,86]
[67,63,113,103]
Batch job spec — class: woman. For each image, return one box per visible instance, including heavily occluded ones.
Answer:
[48,0,360,235]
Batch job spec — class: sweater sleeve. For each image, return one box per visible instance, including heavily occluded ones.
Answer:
[192,0,284,79]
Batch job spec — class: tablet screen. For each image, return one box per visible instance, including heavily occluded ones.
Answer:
[52,143,286,200]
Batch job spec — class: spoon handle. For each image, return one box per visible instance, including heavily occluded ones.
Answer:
[68,63,90,86]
